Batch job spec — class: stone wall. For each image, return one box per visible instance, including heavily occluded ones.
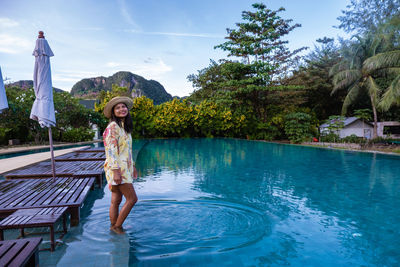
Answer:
[303,142,362,149]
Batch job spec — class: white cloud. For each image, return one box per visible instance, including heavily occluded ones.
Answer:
[52,75,80,83]
[117,0,141,30]
[52,70,99,83]
[122,29,223,38]
[105,58,172,79]
[135,59,173,78]
[0,34,31,54]
[58,70,99,76]
[62,26,104,32]
[0,18,19,28]
[147,31,223,38]
[76,27,103,31]
[106,62,122,67]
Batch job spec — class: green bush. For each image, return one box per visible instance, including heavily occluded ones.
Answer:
[284,112,313,143]
[341,134,367,144]
[130,96,156,138]
[1,86,101,145]
[320,132,340,142]
[153,99,194,137]
[248,123,279,141]
[369,137,400,145]
[0,127,12,145]
[62,127,94,142]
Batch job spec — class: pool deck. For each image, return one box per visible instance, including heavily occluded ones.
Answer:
[0,146,91,175]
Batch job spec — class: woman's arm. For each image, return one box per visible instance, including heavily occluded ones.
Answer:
[104,122,122,183]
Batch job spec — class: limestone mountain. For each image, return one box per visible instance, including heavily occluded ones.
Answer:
[70,71,173,105]
[6,80,64,92]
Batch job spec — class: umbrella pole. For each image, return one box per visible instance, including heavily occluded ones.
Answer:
[48,127,56,182]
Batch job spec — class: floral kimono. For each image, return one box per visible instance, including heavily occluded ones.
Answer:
[103,121,135,190]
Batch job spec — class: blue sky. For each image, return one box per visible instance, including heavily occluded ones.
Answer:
[0,0,349,97]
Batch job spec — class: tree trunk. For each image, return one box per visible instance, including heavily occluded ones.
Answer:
[370,94,378,139]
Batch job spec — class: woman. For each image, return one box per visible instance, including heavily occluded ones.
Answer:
[103,96,138,234]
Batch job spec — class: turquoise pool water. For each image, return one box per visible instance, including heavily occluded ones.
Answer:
[0,142,103,159]
[39,138,400,266]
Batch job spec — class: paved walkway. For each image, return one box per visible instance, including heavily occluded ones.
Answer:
[0,146,91,175]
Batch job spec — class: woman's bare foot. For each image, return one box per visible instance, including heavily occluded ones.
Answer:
[110,226,125,234]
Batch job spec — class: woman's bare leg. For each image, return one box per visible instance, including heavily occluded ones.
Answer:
[114,183,137,228]
[110,188,122,227]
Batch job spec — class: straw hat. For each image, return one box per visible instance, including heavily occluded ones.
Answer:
[103,96,133,118]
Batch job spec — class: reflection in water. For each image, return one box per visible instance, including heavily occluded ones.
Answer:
[126,200,269,256]
[134,139,400,266]
[109,234,130,266]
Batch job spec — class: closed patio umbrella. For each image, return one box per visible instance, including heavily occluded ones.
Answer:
[30,31,56,180]
[0,66,8,113]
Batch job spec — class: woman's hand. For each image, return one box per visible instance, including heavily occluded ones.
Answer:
[113,169,122,184]
[133,166,138,179]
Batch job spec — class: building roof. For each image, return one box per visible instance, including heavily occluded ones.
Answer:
[320,117,373,128]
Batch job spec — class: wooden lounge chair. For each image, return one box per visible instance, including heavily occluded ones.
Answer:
[55,151,106,161]
[75,147,105,153]
[0,177,95,226]
[4,161,104,188]
[0,237,42,267]
[0,207,68,251]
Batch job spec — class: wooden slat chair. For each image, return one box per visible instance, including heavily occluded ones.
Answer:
[55,151,106,161]
[0,178,95,226]
[4,160,104,188]
[75,147,105,153]
[0,238,42,267]
[0,207,68,251]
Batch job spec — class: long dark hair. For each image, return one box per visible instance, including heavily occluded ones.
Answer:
[110,104,133,134]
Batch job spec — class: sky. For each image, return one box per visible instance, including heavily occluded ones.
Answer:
[0,0,349,97]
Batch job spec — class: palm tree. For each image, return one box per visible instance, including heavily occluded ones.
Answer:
[330,18,400,138]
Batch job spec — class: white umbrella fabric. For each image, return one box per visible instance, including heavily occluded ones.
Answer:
[30,31,56,180]
[0,66,8,113]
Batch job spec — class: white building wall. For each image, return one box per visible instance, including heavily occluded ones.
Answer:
[339,120,373,139]
[377,121,400,138]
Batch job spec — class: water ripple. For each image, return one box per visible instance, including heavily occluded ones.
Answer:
[82,199,270,258]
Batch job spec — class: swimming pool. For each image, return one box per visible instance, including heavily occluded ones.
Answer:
[38,138,400,266]
[0,142,103,159]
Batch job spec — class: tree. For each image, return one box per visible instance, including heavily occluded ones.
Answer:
[215,3,305,79]
[0,86,97,144]
[189,3,305,123]
[187,60,253,107]
[283,37,345,120]
[130,96,156,138]
[337,0,400,34]
[353,108,372,122]
[323,115,345,142]
[0,86,44,144]
[375,18,400,111]
[330,20,400,138]
[193,100,247,137]
[153,99,194,137]
[284,112,314,143]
